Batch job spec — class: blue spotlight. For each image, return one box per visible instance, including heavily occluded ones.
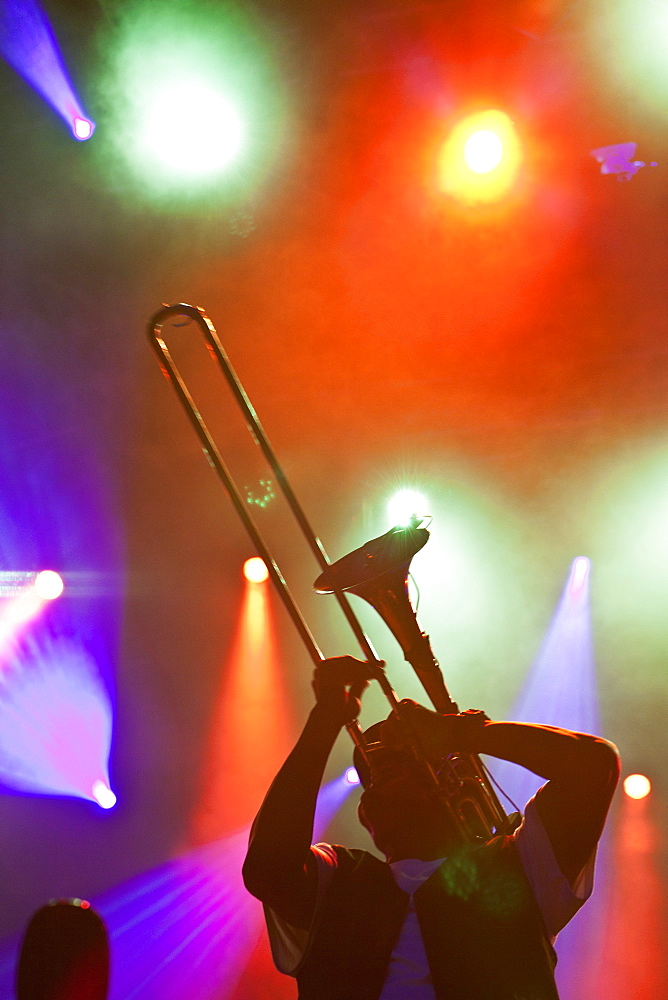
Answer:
[313,771,360,839]
[0,0,96,139]
[0,635,114,806]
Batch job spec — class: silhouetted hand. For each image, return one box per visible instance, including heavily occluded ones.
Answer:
[312,656,379,725]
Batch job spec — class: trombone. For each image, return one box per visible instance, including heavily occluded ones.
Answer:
[147,303,515,843]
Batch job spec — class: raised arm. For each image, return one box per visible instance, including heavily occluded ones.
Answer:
[242,657,373,928]
[385,702,621,883]
[473,719,620,881]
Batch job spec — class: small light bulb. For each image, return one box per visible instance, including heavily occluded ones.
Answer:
[243,557,269,583]
[92,780,117,809]
[623,774,651,800]
[72,117,94,141]
[33,570,64,600]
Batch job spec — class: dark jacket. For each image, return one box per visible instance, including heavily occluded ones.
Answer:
[295,836,560,1000]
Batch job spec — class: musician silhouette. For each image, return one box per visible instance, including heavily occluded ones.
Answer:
[16,899,109,1000]
[243,657,620,1000]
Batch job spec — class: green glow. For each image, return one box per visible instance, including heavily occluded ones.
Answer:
[139,81,244,178]
[92,0,284,201]
[590,0,668,113]
[387,489,428,527]
[592,441,668,611]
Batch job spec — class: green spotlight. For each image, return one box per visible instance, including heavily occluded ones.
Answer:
[93,0,283,201]
[139,80,244,178]
[387,489,428,527]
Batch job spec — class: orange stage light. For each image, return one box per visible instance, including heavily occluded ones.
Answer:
[243,557,269,583]
[438,109,521,204]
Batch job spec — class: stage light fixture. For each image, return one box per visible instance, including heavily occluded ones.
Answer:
[345,767,360,785]
[623,773,651,800]
[243,557,269,583]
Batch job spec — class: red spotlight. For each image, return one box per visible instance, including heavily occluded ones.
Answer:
[243,557,269,583]
[438,109,521,204]
[623,773,652,800]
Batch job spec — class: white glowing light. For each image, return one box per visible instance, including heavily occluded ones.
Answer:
[345,767,360,785]
[569,556,590,595]
[2,591,42,628]
[387,490,428,528]
[72,117,94,141]
[623,773,651,800]
[464,129,504,173]
[243,557,269,583]
[33,570,64,600]
[141,82,243,177]
[92,780,117,809]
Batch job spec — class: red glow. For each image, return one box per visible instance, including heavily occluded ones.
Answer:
[593,797,667,998]
[191,581,296,843]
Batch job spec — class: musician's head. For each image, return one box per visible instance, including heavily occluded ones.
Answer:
[354,722,459,862]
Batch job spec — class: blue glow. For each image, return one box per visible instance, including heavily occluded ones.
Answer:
[0,634,114,803]
[590,142,655,181]
[485,559,606,995]
[0,830,263,1000]
[0,0,95,137]
[313,772,360,839]
[569,556,590,597]
[0,304,121,809]
[490,558,600,809]
[96,831,261,1000]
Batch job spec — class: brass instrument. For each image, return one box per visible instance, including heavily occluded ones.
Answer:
[147,303,517,843]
